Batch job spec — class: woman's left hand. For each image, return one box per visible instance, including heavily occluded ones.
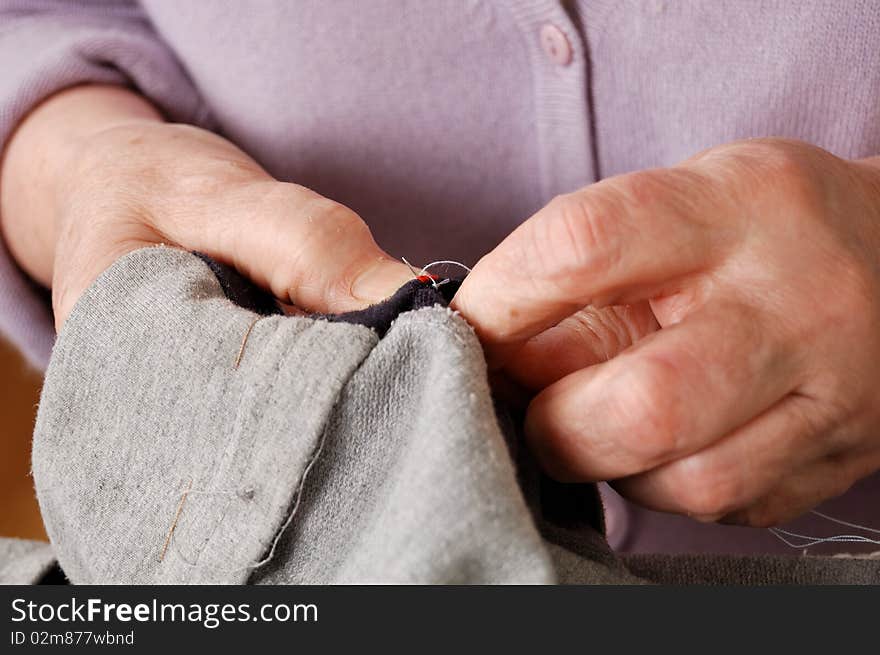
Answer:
[454,138,880,526]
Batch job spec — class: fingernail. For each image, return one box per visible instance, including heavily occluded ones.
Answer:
[351,258,414,304]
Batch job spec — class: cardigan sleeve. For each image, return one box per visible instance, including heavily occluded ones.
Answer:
[0,0,212,369]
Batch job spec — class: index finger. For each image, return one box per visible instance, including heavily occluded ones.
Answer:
[452,168,730,361]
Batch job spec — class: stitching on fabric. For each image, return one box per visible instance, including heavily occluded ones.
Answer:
[237,324,403,578]
[163,271,460,578]
[166,420,332,577]
[237,327,384,575]
[154,272,255,579]
[169,317,290,579]
[166,321,373,578]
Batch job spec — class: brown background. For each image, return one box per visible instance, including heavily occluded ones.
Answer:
[1,336,47,541]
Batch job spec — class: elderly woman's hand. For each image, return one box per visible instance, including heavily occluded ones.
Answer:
[454,138,880,527]
[1,85,411,331]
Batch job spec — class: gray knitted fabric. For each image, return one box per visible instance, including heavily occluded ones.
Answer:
[0,538,56,584]
[15,247,879,585]
[26,247,622,584]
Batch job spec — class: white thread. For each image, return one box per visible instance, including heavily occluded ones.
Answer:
[768,511,880,550]
[400,257,471,289]
[419,260,473,275]
[768,527,880,549]
[809,510,880,535]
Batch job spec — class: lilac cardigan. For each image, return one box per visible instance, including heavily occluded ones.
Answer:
[2,0,879,556]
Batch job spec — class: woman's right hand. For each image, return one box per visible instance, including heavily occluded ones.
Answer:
[0,85,412,331]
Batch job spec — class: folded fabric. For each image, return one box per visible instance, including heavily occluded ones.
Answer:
[23,247,880,585]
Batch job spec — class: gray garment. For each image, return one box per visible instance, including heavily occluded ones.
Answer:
[0,538,56,584]
[24,247,880,585]
[30,247,620,584]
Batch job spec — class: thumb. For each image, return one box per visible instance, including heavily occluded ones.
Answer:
[192,182,414,314]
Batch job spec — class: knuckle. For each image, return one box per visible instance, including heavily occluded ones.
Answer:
[302,194,358,225]
[709,137,808,170]
[612,169,671,211]
[668,456,743,519]
[739,141,822,204]
[756,146,815,194]
[273,189,368,245]
[685,464,742,521]
[272,191,376,305]
[694,139,824,209]
[298,194,370,243]
[611,356,686,463]
[539,191,623,280]
[569,306,634,362]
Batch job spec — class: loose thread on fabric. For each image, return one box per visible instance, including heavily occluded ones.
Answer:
[234,317,261,369]
[159,479,193,562]
[164,425,331,576]
[767,511,880,549]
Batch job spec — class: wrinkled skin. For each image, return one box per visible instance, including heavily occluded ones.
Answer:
[454,138,880,527]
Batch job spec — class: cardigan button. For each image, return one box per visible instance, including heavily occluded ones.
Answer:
[539,23,573,66]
